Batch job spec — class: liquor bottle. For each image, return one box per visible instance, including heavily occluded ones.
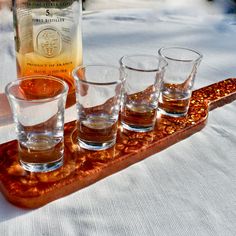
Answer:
[12,0,83,107]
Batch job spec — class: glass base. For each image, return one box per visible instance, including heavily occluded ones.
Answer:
[121,122,154,132]
[78,138,116,151]
[20,157,63,173]
[158,108,187,118]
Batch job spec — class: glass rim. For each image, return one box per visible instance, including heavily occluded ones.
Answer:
[158,46,203,63]
[119,54,168,72]
[72,64,123,86]
[5,75,69,103]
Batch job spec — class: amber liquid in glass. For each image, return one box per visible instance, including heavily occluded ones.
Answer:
[19,138,64,164]
[17,57,80,107]
[77,116,118,145]
[158,83,191,116]
[121,103,156,129]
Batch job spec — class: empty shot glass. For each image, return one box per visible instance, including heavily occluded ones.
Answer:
[73,65,123,151]
[158,47,202,117]
[120,54,167,132]
[5,76,68,172]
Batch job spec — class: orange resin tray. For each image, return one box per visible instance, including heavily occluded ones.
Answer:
[0,78,236,209]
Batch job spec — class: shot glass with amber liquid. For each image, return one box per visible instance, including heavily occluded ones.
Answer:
[5,76,68,172]
[73,65,123,151]
[120,54,167,132]
[158,47,202,117]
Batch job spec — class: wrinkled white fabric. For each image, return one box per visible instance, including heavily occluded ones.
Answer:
[0,5,236,236]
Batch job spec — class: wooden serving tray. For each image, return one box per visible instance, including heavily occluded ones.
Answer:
[0,78,235,209]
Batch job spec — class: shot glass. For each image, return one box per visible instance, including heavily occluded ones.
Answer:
[158,47,202,117]
[73,65,123,151]
[120,54,167,132]
[5,76,68,172]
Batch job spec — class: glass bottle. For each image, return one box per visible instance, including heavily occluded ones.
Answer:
[12,0,83,107]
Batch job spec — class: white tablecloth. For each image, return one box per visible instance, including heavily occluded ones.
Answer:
[0,6,236,236]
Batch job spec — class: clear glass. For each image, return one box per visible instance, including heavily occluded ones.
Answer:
[73,65,123,151]
[120,54,167,132]
[158,47,202,117]
[12,0,83,107]
[5,76,68,172]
